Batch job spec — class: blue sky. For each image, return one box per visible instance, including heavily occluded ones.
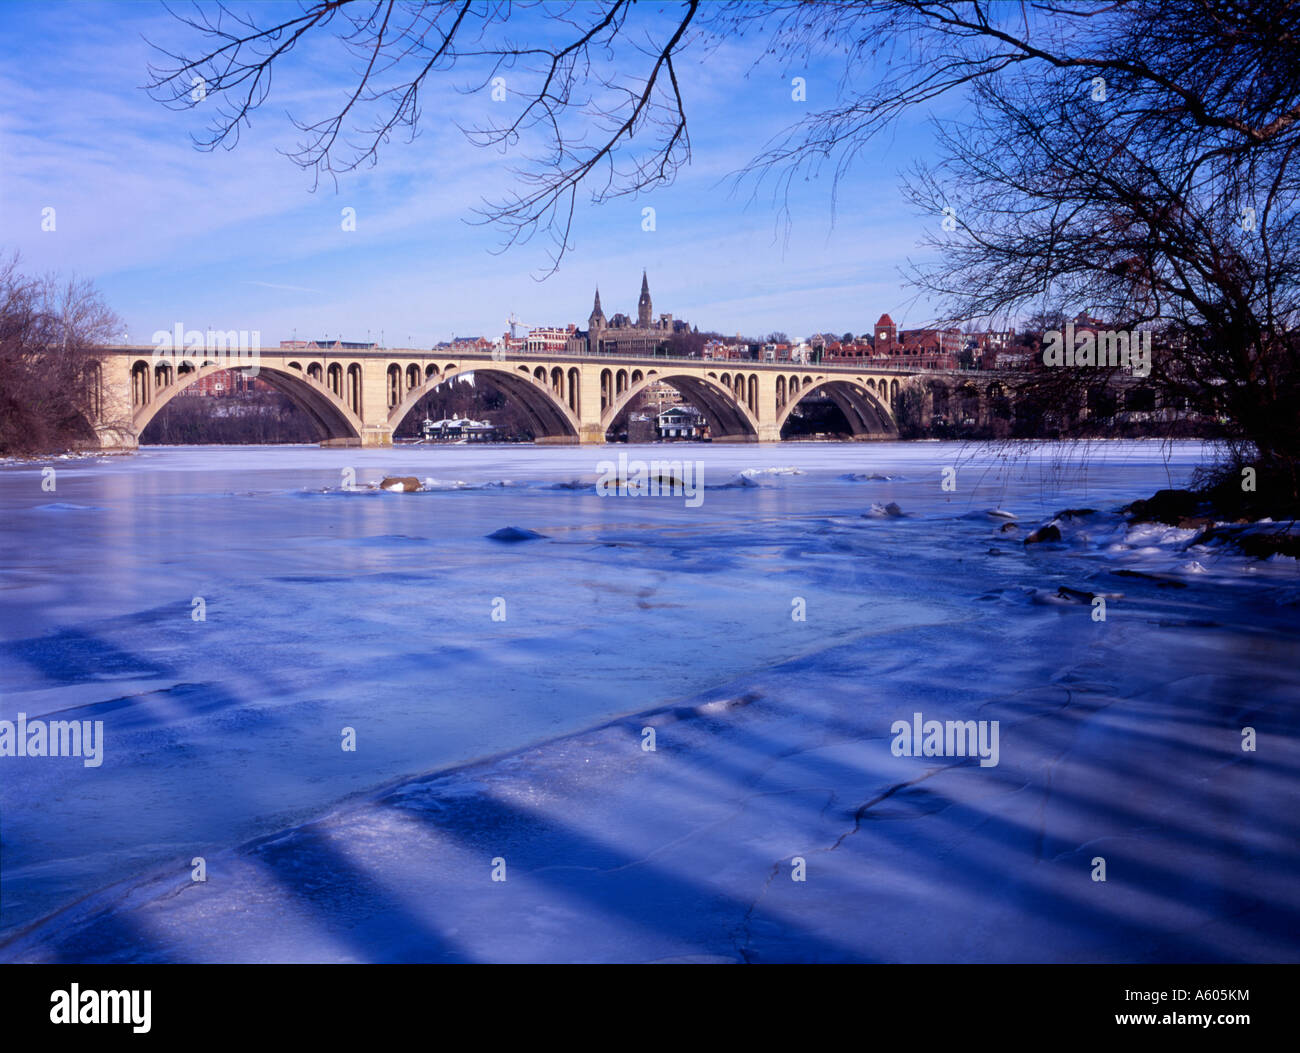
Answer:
[0,1,954,345]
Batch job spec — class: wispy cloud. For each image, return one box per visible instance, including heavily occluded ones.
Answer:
[240,281,324,294]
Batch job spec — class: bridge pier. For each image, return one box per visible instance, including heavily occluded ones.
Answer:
[89,424,139,450]
[360,425,394,447]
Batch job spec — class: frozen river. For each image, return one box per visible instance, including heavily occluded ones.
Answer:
[1,440,1297,962]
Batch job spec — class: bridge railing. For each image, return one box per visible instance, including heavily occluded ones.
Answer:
[102,344,1004,377]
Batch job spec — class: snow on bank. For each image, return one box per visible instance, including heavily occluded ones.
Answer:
[1015,507,1299,585]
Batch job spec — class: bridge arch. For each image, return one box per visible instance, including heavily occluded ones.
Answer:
[955,381,981,424]
[601,371,761,442]
[386,363,402,408]
[567,367,580,413]
[986,380,1012,422]
[133,363,365,444]
[775,377,897,439]
[387,364,582,442]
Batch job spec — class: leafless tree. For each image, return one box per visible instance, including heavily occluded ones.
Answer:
[148,0,705,274]
[0,256,121,454]
[892,2,1300,497]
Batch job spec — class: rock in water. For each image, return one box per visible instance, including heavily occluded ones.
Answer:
[1024,522,1062,544]
[486,526,549,542]
[1122,488,1201,524]
[380,476,422,492]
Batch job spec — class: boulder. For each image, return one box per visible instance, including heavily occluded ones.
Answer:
[1024,522,1062,545]
[379,476,422,492]
[1122,488,1202,525]
[1193,524,1300,559]
[648,473,688,490]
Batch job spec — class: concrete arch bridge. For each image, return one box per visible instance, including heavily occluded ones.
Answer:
[88,345,926,448]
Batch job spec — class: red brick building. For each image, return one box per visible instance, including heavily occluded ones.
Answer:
[824,314,961,369]
[180,370,275,397]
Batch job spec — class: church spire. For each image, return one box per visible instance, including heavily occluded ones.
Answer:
[588,286,605,331]
[637,270,652,327]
